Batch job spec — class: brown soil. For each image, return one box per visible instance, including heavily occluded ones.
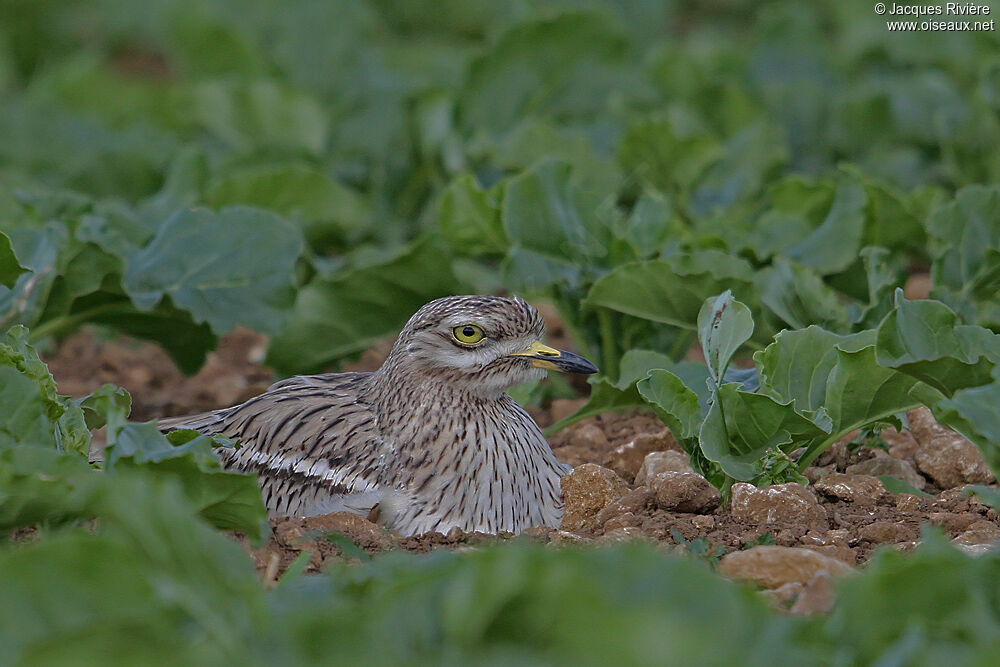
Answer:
[43,325,1000,578]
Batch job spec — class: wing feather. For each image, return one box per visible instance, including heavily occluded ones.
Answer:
[159,372,386,518]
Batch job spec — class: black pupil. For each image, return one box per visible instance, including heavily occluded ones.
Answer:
[462,326,476,337]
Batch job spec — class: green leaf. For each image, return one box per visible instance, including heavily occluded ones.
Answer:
[688,123,787,219]
[267,236,460,374]
[0,326,89,455]
[699,383,829,482]
[756,257,849,331]
[875,290,1000,396]
[637,370,703,440]
[878,475,931,497]
[457,12,640,137]
[501,160,610,289]
[697,291,754,385]
[124,206,304,335]
[78,384,132,434]
[108,422,268,541]
[928,184,1000,293]
[205,164,373,252]
[0,231,28,288]
[618,114,722,201]
[585,251,757,329]
[184,80,329,155]
[0,446,102,529]
[0,223,67,330]
[435,173,506,256]
[618,189,681,258]
[784,174,868,275]
[758,327,876,412]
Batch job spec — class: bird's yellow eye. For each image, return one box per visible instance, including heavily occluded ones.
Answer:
[452,324,486,345]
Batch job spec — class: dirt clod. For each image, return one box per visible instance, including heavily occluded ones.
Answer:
[847,454,926,490]
[813,474,886,504]
[602,433,676,483]
[910,407,996,489]
[719,545,854,589]
[634,450,694,485]
[731,482,828,532]
[649,471,720,513]
[561,463,630,533]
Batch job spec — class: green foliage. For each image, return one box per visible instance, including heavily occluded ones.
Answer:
[3,2,1000,662]
[0,331,268,540]
[637,291,1000,490]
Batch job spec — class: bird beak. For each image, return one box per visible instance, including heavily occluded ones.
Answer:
[508,341,599,375]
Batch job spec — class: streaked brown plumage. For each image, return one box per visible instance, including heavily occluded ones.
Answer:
[159,295,598,536]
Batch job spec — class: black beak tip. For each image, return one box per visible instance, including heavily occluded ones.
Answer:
[559,351,599,375]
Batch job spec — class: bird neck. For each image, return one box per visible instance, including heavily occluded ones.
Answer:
[367,356,498,418]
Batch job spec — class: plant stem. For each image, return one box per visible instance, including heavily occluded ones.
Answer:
[597,308,619,379]
[28,302,131,342]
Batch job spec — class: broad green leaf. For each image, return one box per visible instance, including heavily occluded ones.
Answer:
[0,366,58,449]
[697,291,753,384]
[849,246,905,329]
[824,528,1000,664]
[0,463,265,664]
[927,184,1000,293]
[585,251,756,329]
[267,236,459,374]
[637,370,703,440]
[757,327,875,412]
[0,223,67,330]
[842,165,926,253]
[485,119,623,194]
[501,160,610,290]
[618,189,682,258]
[435,173,506,256]
[124,206,304,335]
[205,164,373,251]
[184,79,329,155]
[78,384,132,434]
[699,384,829,482]
[756,257,849,331]
[457,12,640,136]
[688,123,787,219]
[784,174,868,275]
[875,290,1000,396]
[0,231,28,288]
[0,326,89,455]
[616,348,676,389]
[817,345,923,464]
[618,114,722,201]
[109,422,267,541]
[0,446,102,528]
[137,148,208,231]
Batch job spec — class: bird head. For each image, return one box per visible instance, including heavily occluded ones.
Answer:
[384,295,598,397]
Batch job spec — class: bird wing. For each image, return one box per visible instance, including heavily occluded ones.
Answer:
[159,372,387,518]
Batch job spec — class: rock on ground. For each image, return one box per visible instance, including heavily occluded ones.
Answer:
[602,431,678,483]
[847,454,926,490]
[813,473,886,504]
[910,407,995,489]
[719,545,854,589]
[634,450,693,485]
[730,482,828,532]
[561,463,630,533]
[649,471,720,513]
